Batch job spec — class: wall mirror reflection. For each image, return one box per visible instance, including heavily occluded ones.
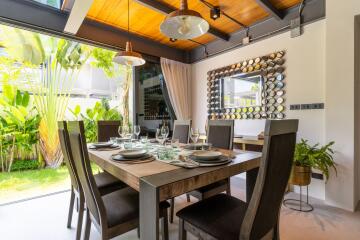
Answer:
[220,72,263,109]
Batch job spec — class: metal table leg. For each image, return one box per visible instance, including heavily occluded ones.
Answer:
[140,179,160,240]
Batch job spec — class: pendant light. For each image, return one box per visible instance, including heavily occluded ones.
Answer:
[113,0,145,66]
[160,0,209,40]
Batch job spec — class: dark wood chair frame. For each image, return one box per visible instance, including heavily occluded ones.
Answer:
[172,119,191,144]
[186,120,234,202]
[66,121,169,240]
[169,119,192,223]
[58,121,86,240]
[178,119,299,240]
[97,120,121,142]
[59,121,127,240]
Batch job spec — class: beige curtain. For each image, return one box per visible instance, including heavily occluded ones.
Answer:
[160,58,192,120]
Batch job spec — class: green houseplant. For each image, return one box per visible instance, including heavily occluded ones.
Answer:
[290,139,337,186]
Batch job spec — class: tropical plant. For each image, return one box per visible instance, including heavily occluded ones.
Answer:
[69,99,122,142]
[0,83,41,172]
[293,139,337,181]
[1,25,92,167]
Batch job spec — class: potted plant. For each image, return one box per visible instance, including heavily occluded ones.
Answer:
[290,139,337,186]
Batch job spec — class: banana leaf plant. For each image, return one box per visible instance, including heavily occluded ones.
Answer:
[1,25,91,168]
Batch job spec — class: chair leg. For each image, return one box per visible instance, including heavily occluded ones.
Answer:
[226,178,231,196]
[76,196,85,240]
[83,209,91,240]
[186,194,191,202]
[179,219,187,240]
[170,198,175,223]
[161,209,169,240]
[67,187,75,228]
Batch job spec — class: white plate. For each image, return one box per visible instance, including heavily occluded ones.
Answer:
[191,151,222,161]
[118,149,147,159]
[92,142,113,148]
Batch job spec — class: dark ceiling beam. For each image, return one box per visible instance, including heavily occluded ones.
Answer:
[0,0,188,62]
[255,0,284,20]
[190,0,325,63]
[134,0,230,41]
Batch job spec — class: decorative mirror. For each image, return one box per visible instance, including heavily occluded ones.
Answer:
[207,51,286,120]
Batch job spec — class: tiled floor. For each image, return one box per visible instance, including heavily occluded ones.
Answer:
[1,178,360,240]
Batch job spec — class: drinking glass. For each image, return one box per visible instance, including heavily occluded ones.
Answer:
[118,125,130,139]
[171,138,180,148]
[140,136,148,144]
[156,128,166,145]
[134,125,141,140]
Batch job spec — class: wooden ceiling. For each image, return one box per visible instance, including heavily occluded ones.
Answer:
[86,0,301,50]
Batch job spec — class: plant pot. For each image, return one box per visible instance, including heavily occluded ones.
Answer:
[289,165,311,186]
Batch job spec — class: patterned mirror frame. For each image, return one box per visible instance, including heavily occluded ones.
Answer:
[207,50,286,120]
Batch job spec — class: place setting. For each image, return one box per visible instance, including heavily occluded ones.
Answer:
[111,148,155,164]
[88,141,120,151]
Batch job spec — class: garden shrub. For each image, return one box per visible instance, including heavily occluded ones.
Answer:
[9,159,40,172]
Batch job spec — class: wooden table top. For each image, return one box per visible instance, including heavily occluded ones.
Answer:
[89,147,262,197]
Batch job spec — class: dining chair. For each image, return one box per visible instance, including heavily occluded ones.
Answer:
[97,120,121,142]
[58,121,127,240]
[177,119,299,240]
[168,119,192,223]
[172,119,191,144]
[66,121,170,240]
[186,120,234,203]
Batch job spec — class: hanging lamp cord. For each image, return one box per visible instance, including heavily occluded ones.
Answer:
[127,0,130,41]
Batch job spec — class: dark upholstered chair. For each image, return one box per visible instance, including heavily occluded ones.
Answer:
[97,120,121,142]
[177,119,299,240]
[58,121,127,240]
[186,120,234,203]
[66,121,170,240]
[172,120,191,144]
[169,119,191,223]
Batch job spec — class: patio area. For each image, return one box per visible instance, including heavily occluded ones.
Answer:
[1,178,359,240]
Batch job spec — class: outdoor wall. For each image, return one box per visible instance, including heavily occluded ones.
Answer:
[191,20,326,200]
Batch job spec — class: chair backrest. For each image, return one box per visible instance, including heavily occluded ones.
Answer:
[97,120,121,142]
[240,119,299,240]
[58,121,80,191]
[207,120,234,150]
[173,120,191,144]
[67,121,107,229]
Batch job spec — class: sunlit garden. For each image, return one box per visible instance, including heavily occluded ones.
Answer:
[0,25,132,204]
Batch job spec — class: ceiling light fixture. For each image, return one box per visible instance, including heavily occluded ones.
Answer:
[210,6,221,20]
[113,0,145,66]
[160,0,209,40]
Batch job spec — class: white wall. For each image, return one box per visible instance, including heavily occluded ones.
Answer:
[192,1,360,210]
[325,0,360,211]
[191,20,327,200]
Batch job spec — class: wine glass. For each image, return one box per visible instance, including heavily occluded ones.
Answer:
[190,128,200,149]
[134,125,141,140]
[156,128,165,145]
[118,125,130,139]
[161,125,169,139]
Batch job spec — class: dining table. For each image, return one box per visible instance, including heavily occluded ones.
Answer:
[88,144,262,240]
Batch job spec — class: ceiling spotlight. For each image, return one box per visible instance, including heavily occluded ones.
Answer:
[210,6,221,20]
[170,38,178,42]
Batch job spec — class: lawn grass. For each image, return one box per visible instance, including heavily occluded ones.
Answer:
[0,164,101,205]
